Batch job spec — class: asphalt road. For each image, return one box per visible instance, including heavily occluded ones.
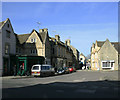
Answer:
[1,70,120,99]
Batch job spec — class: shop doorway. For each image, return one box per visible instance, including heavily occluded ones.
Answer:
[17,60,26,76]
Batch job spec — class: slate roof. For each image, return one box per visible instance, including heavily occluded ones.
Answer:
[0,21,4,27]
[97,41,119,52]
[16,29,44,45]
[80,53,86,57]
[17,34,30,44]
[97,41,104,47]
[49,36,73,52]
[111,42,119,52]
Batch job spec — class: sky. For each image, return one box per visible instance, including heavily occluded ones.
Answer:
[2,2,118,56]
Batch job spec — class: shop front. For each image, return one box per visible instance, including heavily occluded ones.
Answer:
[16,56,45,75]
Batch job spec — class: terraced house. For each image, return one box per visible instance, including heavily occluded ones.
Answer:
[65,39,79,69]
[91,39,119,71]
[0,18,16,76]
[49,35,73,69]
[0,18,79,76]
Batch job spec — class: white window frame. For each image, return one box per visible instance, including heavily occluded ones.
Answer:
[101,60,114,68]
[31,38,36,43]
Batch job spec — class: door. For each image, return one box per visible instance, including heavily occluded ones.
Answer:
[3,58,9,76]
[17,60,26,75]
[111,62,114,70]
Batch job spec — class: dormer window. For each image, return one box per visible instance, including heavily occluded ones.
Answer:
[31,38,36,43]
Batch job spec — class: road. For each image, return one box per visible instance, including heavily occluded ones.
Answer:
[1,70,120,99]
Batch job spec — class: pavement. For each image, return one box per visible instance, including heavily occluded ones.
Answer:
[1,72,58,79]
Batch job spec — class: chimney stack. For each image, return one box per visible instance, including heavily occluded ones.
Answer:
[39,28,48,33]
[55,35,60,41]
[65,39,71,46]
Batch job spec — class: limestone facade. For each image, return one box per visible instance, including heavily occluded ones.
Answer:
[91,39,119,70]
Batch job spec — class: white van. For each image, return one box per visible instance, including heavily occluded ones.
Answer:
[31,64,55,76]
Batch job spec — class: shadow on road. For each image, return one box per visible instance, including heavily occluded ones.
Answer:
[2,80,120,99]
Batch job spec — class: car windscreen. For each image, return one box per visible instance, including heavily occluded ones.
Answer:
[41,66,51,70]
[32,66,39,70]
[58,68,64,71]
[64,67,68,70]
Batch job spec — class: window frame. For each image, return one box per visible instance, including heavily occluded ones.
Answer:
[31,38,36,43]
[5,43,10,55]
[102,60,114,68]
[31,49,37,54]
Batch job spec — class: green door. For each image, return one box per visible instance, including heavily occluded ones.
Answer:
[17,60,27,76]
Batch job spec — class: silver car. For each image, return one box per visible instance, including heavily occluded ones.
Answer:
[31,64,55,76]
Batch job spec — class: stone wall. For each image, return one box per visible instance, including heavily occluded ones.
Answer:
[98,40,118,70]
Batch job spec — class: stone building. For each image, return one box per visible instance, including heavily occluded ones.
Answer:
[0,18,16,76]
[0,18,80,75]
[79,53,86,69]
[16,30,78,71]
[49,35,73,69]
[16,29,51,62]
[65,39,79,69]
[91,39,119,70]
[79,53,86,65]
[15,28,50,74]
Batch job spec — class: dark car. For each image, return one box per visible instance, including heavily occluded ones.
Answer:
[57,67,65,75]
[64,67,70,74]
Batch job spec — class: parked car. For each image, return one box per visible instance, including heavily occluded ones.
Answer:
[31,64,55,77]
[57,67,65,75]
[68,66,74,72]
[63,67,70,74]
